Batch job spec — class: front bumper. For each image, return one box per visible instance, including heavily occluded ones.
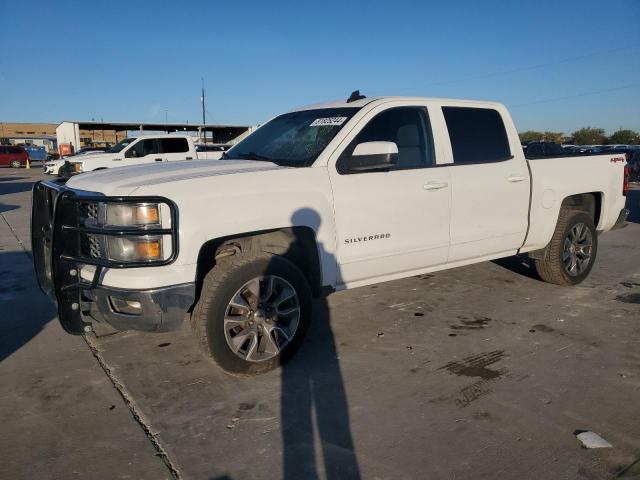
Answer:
[612,208,630,230]
[31,180,187,334]
[83,282,195,332]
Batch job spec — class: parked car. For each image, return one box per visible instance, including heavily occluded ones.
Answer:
[44,148,108,175]
[195,143,232,160]
[524,141,565,157]
[32,94,630,375]
[563,145,591,154]
[0,145,29,168]
[584,145,612,154]
[617,148,640,182]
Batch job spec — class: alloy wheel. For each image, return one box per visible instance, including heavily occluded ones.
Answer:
[223,275,300,362]
[562,222,593,276]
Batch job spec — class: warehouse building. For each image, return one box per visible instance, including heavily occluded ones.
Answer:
[0,123,59,152]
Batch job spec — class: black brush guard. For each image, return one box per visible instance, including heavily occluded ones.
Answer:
[31,180,177,334]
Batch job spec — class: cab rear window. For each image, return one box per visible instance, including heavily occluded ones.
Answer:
[443,107,511,164]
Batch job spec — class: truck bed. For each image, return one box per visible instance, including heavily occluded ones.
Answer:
[521,153,628,253]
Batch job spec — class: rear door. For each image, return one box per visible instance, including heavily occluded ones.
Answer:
[442,106,530,262]
[159,137,192,162]
[328,102,451,287]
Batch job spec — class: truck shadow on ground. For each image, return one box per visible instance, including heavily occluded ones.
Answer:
[492,254,541,281]
[0,251,56,362]
[0,203,19,214]
[0,176,27,182]
[0,181,36,196]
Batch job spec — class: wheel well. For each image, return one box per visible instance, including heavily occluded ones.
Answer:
[561,192,602,228]
[195,227,323,302]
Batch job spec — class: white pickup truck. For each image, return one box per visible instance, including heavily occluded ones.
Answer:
[44,134,222,176]
[32,94,630,375]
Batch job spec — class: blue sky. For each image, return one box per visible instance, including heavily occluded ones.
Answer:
[1,0,639,134]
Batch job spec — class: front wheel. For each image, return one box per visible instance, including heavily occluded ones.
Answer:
[10,160,21,168]
[191,253,312,375]
[534,209,597,285]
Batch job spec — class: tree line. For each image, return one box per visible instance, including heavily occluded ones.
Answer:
[519,128,640,145]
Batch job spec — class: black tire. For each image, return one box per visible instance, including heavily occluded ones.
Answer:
[191,253,312,375]
[10,159,21,168]
[534,209,597,285]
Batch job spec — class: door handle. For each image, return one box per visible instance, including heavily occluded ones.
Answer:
[507,174,528,182]
[423,182,449,190]
[186,157,193,160]
[155,158,163,162]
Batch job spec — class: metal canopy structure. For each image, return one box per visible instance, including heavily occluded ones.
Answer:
[56,120,252,151]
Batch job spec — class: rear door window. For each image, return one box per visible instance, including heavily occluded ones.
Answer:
[160,138,189,153]
[443,107,511,164]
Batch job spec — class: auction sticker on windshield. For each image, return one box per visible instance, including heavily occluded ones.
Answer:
[310,117,348,127]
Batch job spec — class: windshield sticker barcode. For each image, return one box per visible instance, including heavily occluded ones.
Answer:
[310,117,348,127]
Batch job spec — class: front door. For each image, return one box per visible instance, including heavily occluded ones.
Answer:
[125,138,163,164]
[328,104,451,288]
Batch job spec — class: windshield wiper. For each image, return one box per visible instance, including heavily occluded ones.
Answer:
[233,152,275,162]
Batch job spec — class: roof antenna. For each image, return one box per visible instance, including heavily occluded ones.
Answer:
[347,90,366,103]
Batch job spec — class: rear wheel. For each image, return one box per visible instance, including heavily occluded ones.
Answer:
[534,209,597,285]
[10,159,21,168]
[191,253,312,375]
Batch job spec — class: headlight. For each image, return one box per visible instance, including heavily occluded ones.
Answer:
[106,204,160,226]
[73,162,83,172]
[78,200,174,264]
[107,235,163,262]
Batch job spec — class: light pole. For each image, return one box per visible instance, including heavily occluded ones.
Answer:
[201,78,206,144]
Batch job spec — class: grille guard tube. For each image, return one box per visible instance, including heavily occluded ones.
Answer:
[31,180,179,334]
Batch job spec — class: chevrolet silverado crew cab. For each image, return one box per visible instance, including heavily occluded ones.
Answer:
[47,134,218,177]
[32,94,631,375]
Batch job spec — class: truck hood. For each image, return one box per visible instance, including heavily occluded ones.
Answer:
[65,159,286,196]
[72,152,118,163]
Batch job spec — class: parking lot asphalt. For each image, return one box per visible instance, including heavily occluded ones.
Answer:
[1,168,639,480]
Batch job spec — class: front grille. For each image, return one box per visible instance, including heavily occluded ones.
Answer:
[81,233,102,258]
[79,201,99,223]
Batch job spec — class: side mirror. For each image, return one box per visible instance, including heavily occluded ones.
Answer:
[340,141,398,173]
[125,149,137,158]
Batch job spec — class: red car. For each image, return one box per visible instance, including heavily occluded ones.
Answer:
[0,145,29,168]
